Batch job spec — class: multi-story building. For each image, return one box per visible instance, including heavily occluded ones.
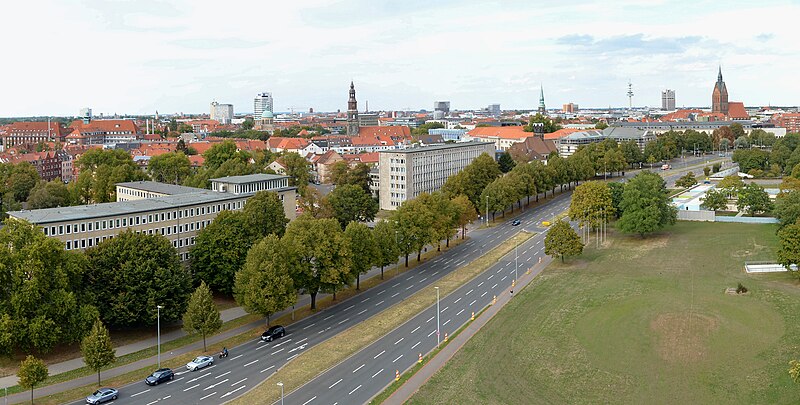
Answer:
[210,102,234,124]
[712,67,729,115]
[562,103,579,114]
[254,92,273,117]
[662,89,676,110]
[358,113,380,127]
[0,121,67,151]
[8,174,296,261]
[378,141,495,210]
[488,104,501,116]
[65,119,141,145]
[434,101,451,114]
[556,128,655,158]
[0,151,63,181]
[772,113,800,133]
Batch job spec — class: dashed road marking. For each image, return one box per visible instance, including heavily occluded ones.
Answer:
[329,378,343,389]
[374,350,385,359]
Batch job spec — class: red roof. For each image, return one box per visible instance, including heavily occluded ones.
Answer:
[544,128,581,140]
[342,152,379,165]
[69,119,140,134]
[358,126,411,140]
[6,121,67,137]
[727,102,749,120]
[660,109,703,121]
[468,126,530,140]
[188,155,204,167]
[267,137,310,151]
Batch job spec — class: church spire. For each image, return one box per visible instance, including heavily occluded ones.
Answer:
[717,66,723,83]
[347,81,359,136]
[538,85,546,114]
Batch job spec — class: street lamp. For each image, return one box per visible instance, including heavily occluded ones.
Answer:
[277,382,284,405]
[157,305,163,368]
[485,195,489,226]
[435,287,440,348]
[514,244,518,281]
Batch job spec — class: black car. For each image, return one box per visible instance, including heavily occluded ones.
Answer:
[511,219,521,226]
[261,325,286,342]
[145,368,174,386]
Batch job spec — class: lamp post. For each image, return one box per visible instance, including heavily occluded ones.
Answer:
[485,195,489,226]
[277,382,284,405]
[157,305,163,368]
[514,244,518,281]
[435,287,440,348]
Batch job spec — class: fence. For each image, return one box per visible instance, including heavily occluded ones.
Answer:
[714,216,779,224]
[677,210,715,221]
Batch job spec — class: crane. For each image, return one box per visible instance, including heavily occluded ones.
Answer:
[287,106,308,115]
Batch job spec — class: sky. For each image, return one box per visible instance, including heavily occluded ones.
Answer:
[2,0,799,117]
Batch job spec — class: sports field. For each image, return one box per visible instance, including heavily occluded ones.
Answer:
[408,222,800,404]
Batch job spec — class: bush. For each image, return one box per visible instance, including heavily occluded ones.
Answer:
[712,163,721,173]
[703,166,711,176]
[736,283,748,294]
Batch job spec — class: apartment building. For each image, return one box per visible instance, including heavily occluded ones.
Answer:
[378,141,495,210]
[9,174,296,261]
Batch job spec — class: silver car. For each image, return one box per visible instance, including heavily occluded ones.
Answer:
[186,355,214,371]
[86,387,118,404]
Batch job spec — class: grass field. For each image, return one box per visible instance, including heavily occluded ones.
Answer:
[407,222,800,405]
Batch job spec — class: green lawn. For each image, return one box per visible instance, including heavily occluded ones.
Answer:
[407,222,800,405]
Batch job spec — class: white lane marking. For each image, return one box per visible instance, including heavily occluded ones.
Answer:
[353,363,365,373]
[375,300,385,307]
[426,316,434,323]
[215,371,231,379]
[428,330,436,337]
[175,370,190,376]
[377,290,386,295]
[146,401,159,405]
[204,379,228,390]
[393,354,403,363]
[466,289,473,295]
[287,354,299,361]
[395,337,404,345]
[443,319,451,326]
[456,309,465,316]
[408,275,415,280]
[420,277,428,283]
[411,341,421,349]
[323,314,335,321]
[187,373,211,383]
[492,283,498,289]
[433,271,439,275]
[470,299,477,306]
[303,323,316,330]
[230,354,243,361]
[349,385,362,395]
[454,297,462,304]
[163,395,171,400]
[371,368,384,378]
[481,291,488,297]
[166,377,183,385]
[131,389,150,397]
[344,305,354,311]
[441,306,449,312]
[358,309,368,315]
[391,292,400,298]
[497,269,501,274]
[501,276,507,281]
[199,392,217,401]
[231,378,247,386]
[289,344,307,353]
[243,359,259,367]
[361,297,370,303]
[488,275,494,280]
[405,285,414,290]
[301,396,317,405]
[329,378,343,389]
[374,350,385,359]
[260,365,275,373]
[411,326,420,334]
[478,282,484,287]
[337,317,350,325]
[183,384,200,392]
[294,337,308,345]
[220,385,246,398]
[271,348,285,355]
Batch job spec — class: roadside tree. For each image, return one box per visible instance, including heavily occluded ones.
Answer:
[737,183,773,215]
[235,235,296,325]
[778,224,800,272]
[675,172,697,189]
[544,220,584,262]
[327,184,378,230]
[18,355,48,404]
[775,191,800,228]
[344,222,378,290]
[81,319,116,386]
[373,220,400,279]
[569,181,613,228]
[451,194,477,239]
[182,281,222,351]
[617,172,677,237]
[190,211,254,295]
[700,189,728,211]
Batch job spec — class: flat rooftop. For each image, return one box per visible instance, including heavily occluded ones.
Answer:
[381,141,492,154]
[116,181,202,195]
[210,173,291,184]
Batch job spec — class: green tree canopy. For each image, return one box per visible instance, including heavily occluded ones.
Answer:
[327,184,378,230]
[203,140,251,170]
[344,222,378,290]
[26,179,72,209]
[778,223,800,272]
[737,183,773,215]
[282,152,311,192]
[18,355,48,403]
[81,318,116,386]
[775,191,800,228]
[523,113,561,133]
[235,234,296,325]
[190,211,254,295]
[182,281,222,351]
[569,181,613,227]
[675,172,698,189]
[544,220,584,262]
[373,220,400,279]
[700,188,728,211]
[441,153,501,208]
[72,149,147,203]
[242,190,290,238]
[617,171,677,237]
[148,152,192,184]
[85,230,191,328]
[718,175,744,197]
[451,194,477,239]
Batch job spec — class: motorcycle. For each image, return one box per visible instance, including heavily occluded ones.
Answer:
[219,350,229,359]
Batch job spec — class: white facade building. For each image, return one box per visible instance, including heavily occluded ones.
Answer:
[210,102,234,124]
[254,92,273,117]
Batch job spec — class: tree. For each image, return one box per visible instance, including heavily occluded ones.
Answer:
[344,222,378,290]
[523,113,561,133]
[778,224,800,272]
[282,152,311,192]
[283,217,350,310]
[72,149,147,203]
[0,220,97,354]
[329,161,350,185]
[393,197,434,265]
[451,194,477,239]
[148,152,191,184]
[790,359,800,383]
[700,189,728,211]
[373,220,400,279]
[190,211,254,295]
[82,318,116,386]
[182,281,222,351]
[441,153,501,209]
[675,172,697,189]
[203,140,251,171]
[775,191,800,228]
[730,122,746,140]
[498,153,516,173]
[327,184,379,229]
[617,172,677,237]
[26,180,72,209]
[242,191,289,238]
[85,230,192,328]
[595,121,609,130]
[235,235,296,325]
[569,181,614,228]
[5,162,40,202]
[544,220,584,262]
[620,140,644,167]
[607,182,625,217]
[734,136,749,149]
[241,117,255,130]
[732,149,769,173]
[18,355,48,404]
[737,183,773,215]
[718,175,744,198]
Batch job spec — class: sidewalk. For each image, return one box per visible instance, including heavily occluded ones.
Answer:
[384,247,552,404]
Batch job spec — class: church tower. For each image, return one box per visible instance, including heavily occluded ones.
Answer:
[537,85,546,114]
[712,67,729,115]
[347,81,360,136]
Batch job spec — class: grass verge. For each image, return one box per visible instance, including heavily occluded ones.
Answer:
[227,231,534,405]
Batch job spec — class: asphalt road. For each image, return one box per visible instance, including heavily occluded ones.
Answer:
[66,193,572,405]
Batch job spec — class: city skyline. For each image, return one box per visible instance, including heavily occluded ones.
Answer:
[2,0,799,116]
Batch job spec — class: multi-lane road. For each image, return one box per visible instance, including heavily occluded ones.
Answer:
[67,193,573,405]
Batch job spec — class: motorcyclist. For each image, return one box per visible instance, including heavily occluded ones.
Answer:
[222,347,228,357]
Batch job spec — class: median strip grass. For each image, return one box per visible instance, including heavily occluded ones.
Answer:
[228,231,533,405]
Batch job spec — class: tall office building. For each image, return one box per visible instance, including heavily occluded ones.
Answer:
[434,101,450,114]
[210,101,234,124]
[661,89,675,110]
[488,104,501,116]
[254,92,273,117]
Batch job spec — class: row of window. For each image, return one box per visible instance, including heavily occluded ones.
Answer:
[43,200,245,237]
[64,225,205,252]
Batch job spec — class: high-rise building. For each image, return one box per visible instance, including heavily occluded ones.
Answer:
[538,86,546,113]
[79,107,92,119]
[562,103,579,113]
[210,101,234,124]
[254,92,273,117]
[712,67,729,115]
[488,104,501,116]
[661,89,675,110]
[347,82,359,136]
[434,101,450,114]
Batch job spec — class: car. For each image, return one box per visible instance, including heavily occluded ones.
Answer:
[86,387,118,404]
[511,219,521,226]
[186,355,214,371]
[145,368,174,385]
[261,325,286,342]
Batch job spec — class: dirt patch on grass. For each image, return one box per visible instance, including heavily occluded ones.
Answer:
[731,237,771,258]
[651,312,719,364]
